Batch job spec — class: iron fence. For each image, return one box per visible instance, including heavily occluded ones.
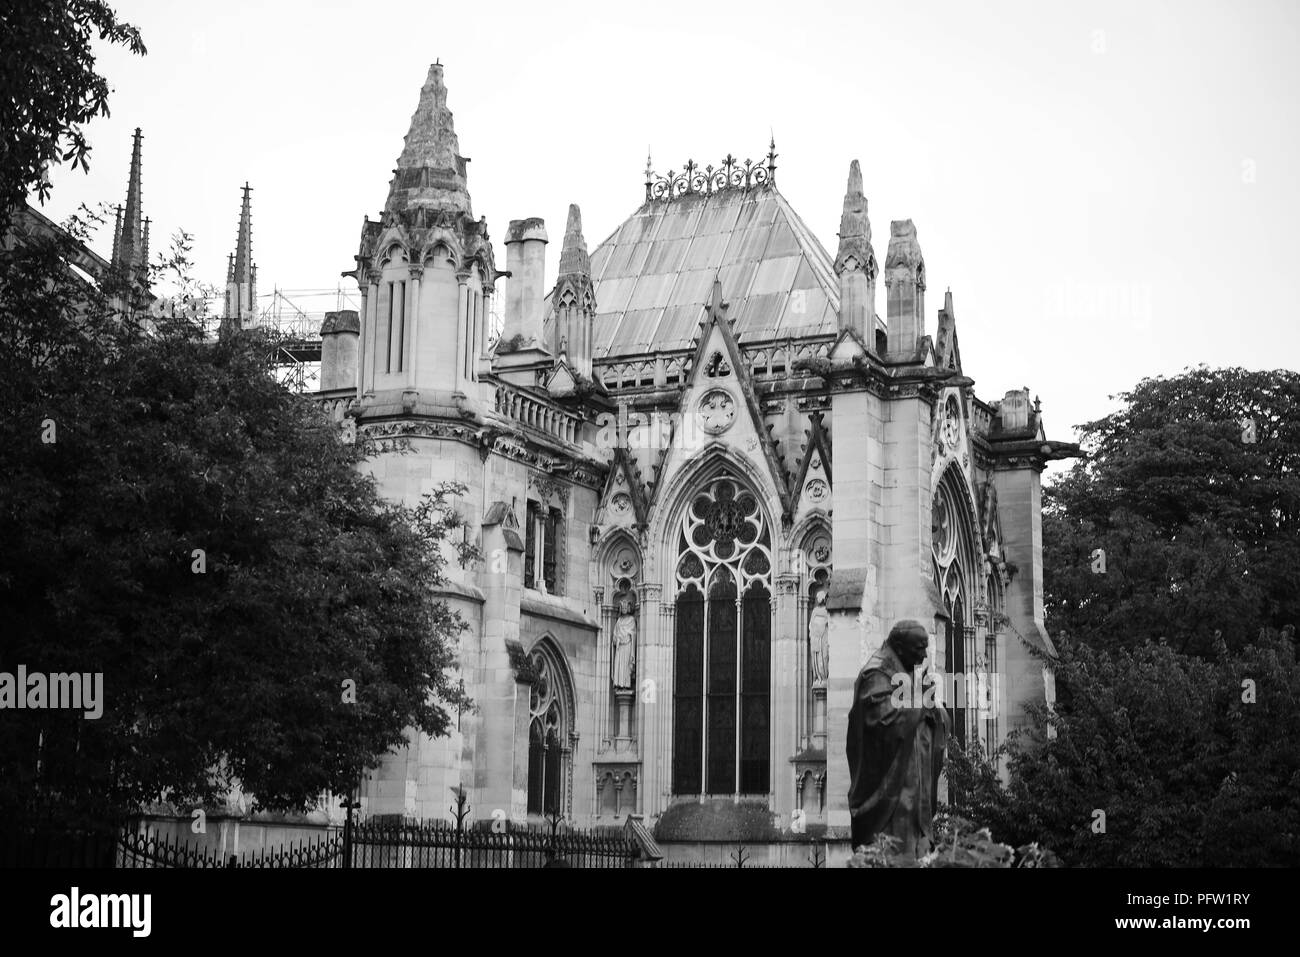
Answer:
[2,816,644,869]
[350,819,636,868]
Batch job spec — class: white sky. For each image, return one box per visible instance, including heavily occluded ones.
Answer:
[39,0,1300,457]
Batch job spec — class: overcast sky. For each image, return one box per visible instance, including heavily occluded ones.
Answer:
[39,0,1300,454]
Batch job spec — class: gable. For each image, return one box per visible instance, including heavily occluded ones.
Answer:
[595,446,650,528]
[647,285,791,521]
[790,411,833,517]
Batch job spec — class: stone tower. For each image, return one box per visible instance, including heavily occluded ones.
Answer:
[352,62,496,409]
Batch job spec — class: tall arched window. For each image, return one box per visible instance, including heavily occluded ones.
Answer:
[933,470,978,752]
[526,643,570,816]
[672,476,772,796]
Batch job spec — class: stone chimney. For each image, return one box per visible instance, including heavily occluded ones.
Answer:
[320,310,360,392]
[884,219,925,360]
[503,218,548,349]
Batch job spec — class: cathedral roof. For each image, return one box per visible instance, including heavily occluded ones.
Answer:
[573,172,844,360]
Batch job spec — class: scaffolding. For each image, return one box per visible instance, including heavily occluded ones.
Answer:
[200,284,501,394]
[237,286,359,393]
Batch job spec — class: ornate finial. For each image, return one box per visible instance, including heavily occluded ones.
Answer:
[767,131,778,183]
[704,277,729,329]
[646,143,777,201]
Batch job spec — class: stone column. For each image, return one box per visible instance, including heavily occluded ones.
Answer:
[455,272,470,395]
[477,289,494,380]
[636,582,666,816]
[772,573,800,820]
[594,586,611,750]
[406,264,423,391]
[363,269,381,398]
[356,282,369,396]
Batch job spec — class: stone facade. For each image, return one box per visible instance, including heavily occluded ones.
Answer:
[325,63,1077,841]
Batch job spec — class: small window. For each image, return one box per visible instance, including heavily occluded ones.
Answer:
[543,507,560,594]
[524,501,563,595]
[524,501,540,589]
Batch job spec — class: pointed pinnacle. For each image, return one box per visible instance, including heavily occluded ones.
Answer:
[846,158,863,197]
[232,183,254,280]
[387,62,471,214]
[558,203,589,277]
[114,129,145,269]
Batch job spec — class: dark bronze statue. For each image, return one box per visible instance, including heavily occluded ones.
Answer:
[846,619,949,856]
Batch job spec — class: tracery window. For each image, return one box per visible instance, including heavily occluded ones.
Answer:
[933,474,975,751]
[672,477,772,796]
[526,646,567,815]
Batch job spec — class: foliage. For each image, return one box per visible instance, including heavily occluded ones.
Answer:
[945,631,1300,867]
[0,216,475,828]
[0,0,145,228]
[1042,366,1300,656]
[847,811,1060,868]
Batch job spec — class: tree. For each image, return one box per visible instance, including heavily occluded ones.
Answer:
[1043,367,1300,656]
[0,217,473,828]
[946,631,1300,866]
[0,0,145,229]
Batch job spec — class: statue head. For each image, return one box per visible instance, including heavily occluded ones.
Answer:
[618,596,633,615]
[814,588,827,607]
[887,619,930,670]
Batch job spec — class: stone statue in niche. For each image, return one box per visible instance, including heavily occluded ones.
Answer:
[611,596,637,690]
[809,588,830,686]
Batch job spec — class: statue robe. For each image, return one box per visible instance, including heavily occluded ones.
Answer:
[611,614,636,690]
[846,643,948,855]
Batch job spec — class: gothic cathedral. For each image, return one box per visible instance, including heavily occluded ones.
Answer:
[313,63,1077,850]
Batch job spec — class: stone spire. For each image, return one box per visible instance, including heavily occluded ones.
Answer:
[223,184,258,330]
[385,62,472,216]
[549,203,596,379]
[111,128,147,283]
[885,219,926,360]
[834,159,877,340]
[558,203,590,278]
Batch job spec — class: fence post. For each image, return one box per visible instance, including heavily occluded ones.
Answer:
[340,791,360,870]
[450,787,470,870]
